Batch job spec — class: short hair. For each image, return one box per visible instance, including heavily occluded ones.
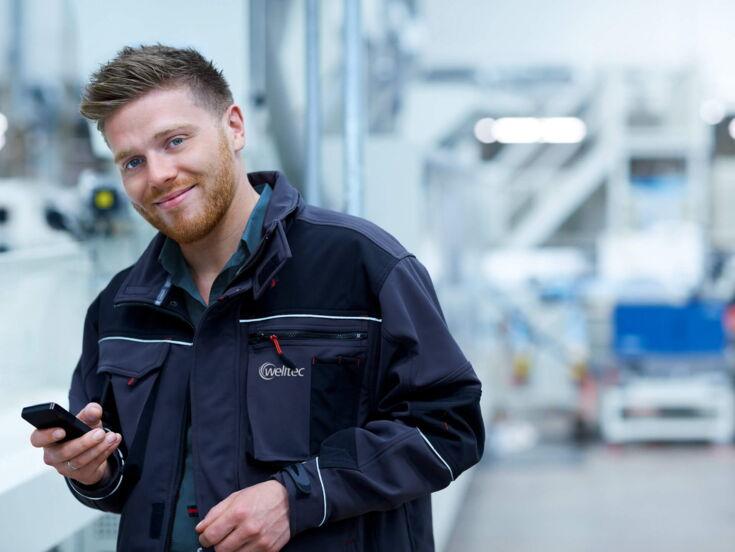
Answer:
[80,44,234,132]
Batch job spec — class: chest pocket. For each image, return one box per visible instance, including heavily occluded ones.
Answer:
[245,326,368,464]
[96,339,170,448]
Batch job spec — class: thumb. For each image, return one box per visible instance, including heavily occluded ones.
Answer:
[78,402,103,428]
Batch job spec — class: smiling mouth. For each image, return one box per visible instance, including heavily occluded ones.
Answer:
[154,185,196,207]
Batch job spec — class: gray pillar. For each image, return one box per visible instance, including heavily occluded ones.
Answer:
[305,0,322,206]
[249,0,267,109]
[343,0,364,216]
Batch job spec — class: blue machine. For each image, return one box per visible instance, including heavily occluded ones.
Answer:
[614,301,726,358]
[601,300,735,444]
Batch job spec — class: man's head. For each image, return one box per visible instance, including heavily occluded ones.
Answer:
[81,44,233,134]
[81,44,245,244]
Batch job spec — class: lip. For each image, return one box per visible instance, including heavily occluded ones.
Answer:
[155,185,195,210]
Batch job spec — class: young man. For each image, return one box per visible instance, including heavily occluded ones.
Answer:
[30,45,484,551]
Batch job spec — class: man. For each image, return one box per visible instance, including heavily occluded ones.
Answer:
[30,44,484,551]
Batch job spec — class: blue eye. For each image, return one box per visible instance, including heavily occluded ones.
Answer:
[169,137,184,147]
[124,158,143,171]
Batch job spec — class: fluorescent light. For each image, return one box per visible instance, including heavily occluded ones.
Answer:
[700,99,725,125]
[493,117,542,144]
[0,112,6,134]
[484,117,587,144]
[728,119,735,140]
[473,117,496,144]
[541,117,587,143]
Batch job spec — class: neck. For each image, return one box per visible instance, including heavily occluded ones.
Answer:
[179,171,259,281]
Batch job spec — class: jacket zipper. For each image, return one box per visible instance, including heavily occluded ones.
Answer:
[249,331,366,370]
[163,381,191,551]
[248,330,367,344]
[114,301,195,332]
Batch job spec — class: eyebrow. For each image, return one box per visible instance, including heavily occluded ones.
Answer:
[113,124,197,165]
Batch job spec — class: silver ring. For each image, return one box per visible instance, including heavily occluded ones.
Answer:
[66,460,79,471]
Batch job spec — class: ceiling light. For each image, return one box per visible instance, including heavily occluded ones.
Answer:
[540,117,587,143]
[473,117,496,144]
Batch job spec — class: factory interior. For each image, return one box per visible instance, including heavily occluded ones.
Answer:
[1,1,735,551]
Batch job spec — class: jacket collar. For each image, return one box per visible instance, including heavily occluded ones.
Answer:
[113,171,301,306]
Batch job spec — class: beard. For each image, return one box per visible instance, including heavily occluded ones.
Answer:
[133,134,237,244]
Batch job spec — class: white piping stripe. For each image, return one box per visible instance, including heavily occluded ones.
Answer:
[98,336,193,347]
[316,457,327,527]
[239,314,382,323]
[417,428,454,481]
[69,449,125,501]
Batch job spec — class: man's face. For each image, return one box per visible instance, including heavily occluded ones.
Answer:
[105,86,238,244]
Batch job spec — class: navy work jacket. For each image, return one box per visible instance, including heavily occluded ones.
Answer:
[65,171,485,551]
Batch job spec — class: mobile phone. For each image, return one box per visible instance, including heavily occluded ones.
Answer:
[21,402,92,443]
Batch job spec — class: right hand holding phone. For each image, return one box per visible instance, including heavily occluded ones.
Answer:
[29,402,122,486]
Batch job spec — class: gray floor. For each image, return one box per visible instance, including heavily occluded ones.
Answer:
[446,443,735,552]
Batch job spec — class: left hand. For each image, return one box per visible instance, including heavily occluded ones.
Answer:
[196,480,290,552]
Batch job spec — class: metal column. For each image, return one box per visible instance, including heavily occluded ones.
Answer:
[305,0,322,206]
[343,0,364,216]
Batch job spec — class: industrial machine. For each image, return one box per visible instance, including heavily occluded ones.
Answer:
[600,301,735,444]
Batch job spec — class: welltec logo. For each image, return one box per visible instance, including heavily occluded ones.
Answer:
[259,362,305,381]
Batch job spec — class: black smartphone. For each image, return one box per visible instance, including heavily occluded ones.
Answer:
[21,402,92,443]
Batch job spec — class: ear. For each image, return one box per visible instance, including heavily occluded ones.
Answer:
[222,104,246,153]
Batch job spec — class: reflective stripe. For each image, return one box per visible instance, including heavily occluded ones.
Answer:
[98,336,193,347]
[316,457,327,527]
[68,447,125,501]
[417,428,454,481]
[239,313,382,323]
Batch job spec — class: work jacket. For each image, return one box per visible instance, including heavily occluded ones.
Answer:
[65,171,485,551]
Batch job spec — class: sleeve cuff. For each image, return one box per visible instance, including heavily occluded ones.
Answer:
[271,457,327,535]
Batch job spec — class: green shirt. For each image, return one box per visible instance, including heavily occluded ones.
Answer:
[158,184,271,551]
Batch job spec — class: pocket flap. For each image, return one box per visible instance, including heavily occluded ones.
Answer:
[97,339,170,378]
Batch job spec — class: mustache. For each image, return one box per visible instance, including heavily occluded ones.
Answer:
[149,182,197,205]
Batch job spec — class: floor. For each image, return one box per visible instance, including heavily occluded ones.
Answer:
[446,442,735,552]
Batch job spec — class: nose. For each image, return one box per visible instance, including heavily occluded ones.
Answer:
[146,151,178,188]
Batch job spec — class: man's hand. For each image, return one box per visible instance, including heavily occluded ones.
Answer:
[196,480,290,552]
[29,402,122,486]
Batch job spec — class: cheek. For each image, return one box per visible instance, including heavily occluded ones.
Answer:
[122,178,147,205]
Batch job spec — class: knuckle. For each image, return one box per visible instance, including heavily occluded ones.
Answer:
[244,520,261,536]
[233,504,250,520]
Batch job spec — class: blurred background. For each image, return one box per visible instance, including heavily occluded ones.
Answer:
[2,1,735,550]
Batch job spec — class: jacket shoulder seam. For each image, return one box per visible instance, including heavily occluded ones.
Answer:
[297,211,409,261]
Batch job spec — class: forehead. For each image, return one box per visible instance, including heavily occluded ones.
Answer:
[104,86,215,154]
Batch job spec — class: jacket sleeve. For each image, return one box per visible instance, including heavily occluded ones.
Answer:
[65,295,127,513]
[273,255,485,534]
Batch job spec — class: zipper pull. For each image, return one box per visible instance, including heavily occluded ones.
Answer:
[269,334,284,355]
[269,334,298,369]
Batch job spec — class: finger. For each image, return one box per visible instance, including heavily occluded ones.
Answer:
[45,427,107,466]
[65,447,115,485]
[196,493,236,533]
[198,499,242,548]
[77,402,103,428]
[30,427,66,448]
[198,515,238,550]
[66,432,121,471]
[211,525,259,552]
